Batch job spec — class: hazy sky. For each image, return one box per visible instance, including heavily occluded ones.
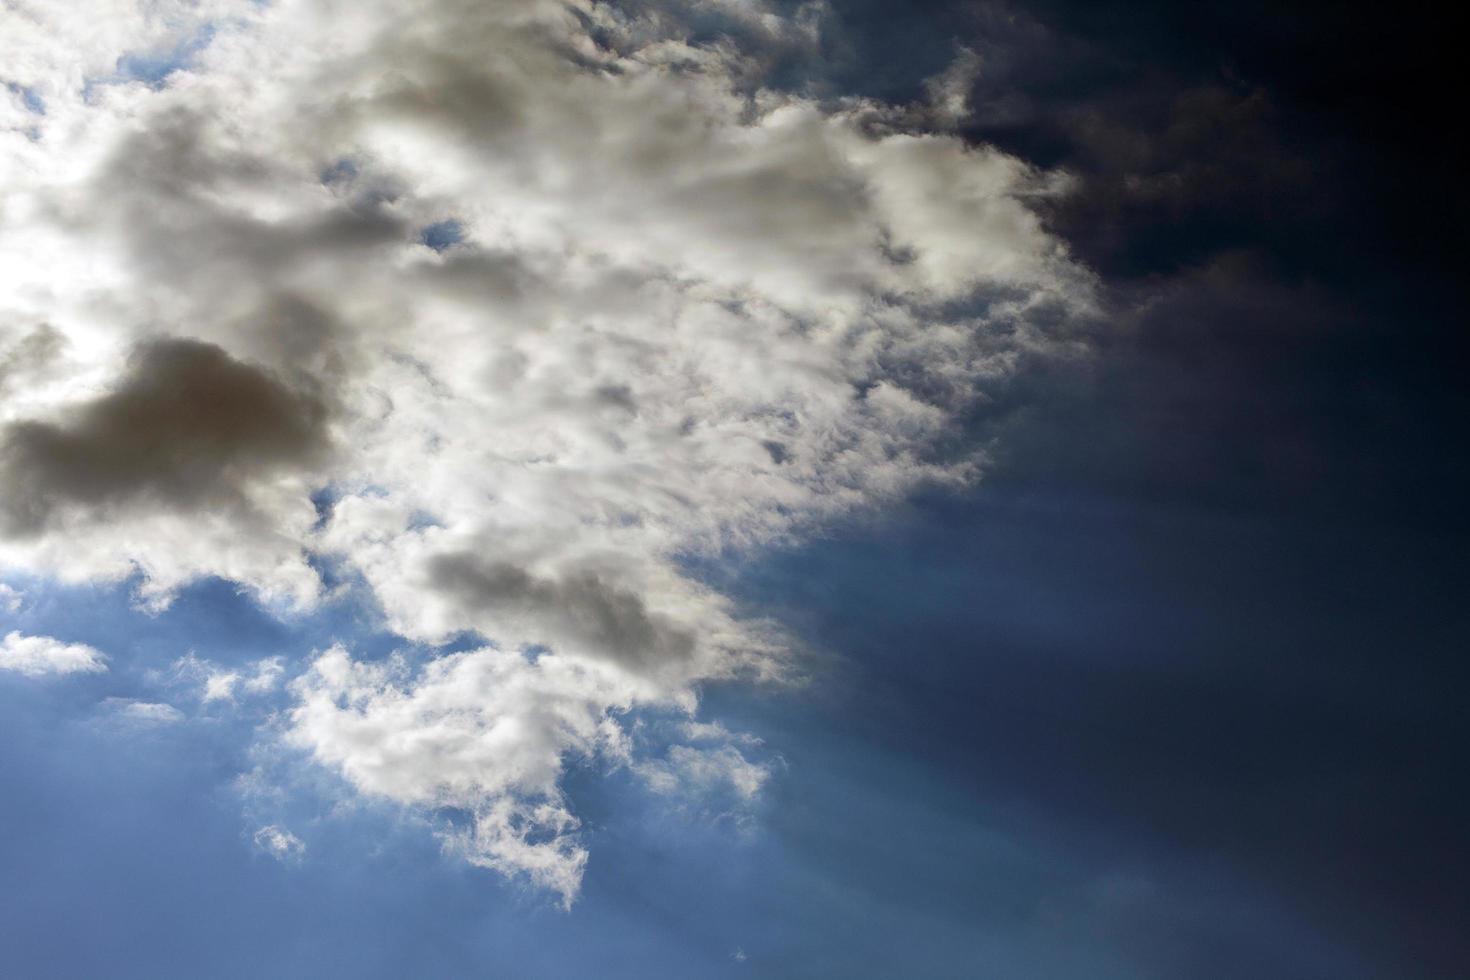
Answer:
[1,2,1463,978]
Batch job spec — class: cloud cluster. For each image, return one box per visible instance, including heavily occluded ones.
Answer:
[0,0,1090,900]
[291,644,630,902]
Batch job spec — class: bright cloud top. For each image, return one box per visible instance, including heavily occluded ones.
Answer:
[0,0,1091,902]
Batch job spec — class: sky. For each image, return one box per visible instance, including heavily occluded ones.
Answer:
[0,2,1464,978]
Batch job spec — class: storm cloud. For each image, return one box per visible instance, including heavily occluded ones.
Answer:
[0,338,330,534]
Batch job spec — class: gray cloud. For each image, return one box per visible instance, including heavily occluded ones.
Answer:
[0,323,65,399]
[0,338,330,534]
[427,553,697,674]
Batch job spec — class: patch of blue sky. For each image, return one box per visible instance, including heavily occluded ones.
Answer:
[2,82,45,141]
[90,24,219,93]
[319,158,360,186]
[420,219,465,252]
[405,508,446,532]
[3,81,45,115]
[308,485,339,531]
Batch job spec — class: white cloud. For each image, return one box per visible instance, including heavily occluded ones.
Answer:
[173,653,285,703]
[0,630,106,676]
[288,644,627,906]
[0,583,22,612]
[636,743,772,802]
[0,0,1095,901]
[638,718,773,802]
[253,824,306,862]
[242,657,286,694]
[101,697,184,726]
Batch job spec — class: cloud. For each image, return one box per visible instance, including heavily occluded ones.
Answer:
[0,0,1093,900]
[0,338,332,535]
[101,697,184,726]
[0,630,107,677]
[636,743,771,803]
[172,653,285,703]
[288,644,629,906]
[0,335,333,610]
[636,718,771,806]
[425,554,698,677]
[0,583,21,612]
[253,824,306,863]
[0,324,65,400]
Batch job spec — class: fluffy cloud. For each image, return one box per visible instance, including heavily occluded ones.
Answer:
[289,644,627,904]
[0,0,1092,900]
[0,630,107,677]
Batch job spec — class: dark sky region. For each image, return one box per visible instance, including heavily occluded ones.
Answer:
[0,2,1464,978]
[792,1,1469,972]
[765,1,1469,973]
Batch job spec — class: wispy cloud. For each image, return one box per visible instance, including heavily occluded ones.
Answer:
[171,653,285,703]
[100,697,184,727]
[252,824,306,863]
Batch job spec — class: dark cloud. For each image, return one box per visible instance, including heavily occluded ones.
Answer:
[0,338,330,534]
[81,108,413,306]
[426,553,697,673]
[968,254,1470,532]
[1018,83,1316,277]
[771,0,1468,533]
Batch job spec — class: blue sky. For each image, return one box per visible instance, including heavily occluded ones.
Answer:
[0,484,1423,978]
